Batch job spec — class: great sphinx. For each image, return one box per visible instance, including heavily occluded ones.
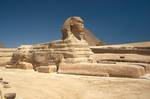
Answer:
[6,16,97,70]
[6,16,150,78]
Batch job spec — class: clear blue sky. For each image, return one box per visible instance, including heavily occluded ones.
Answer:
[0,0,150,47]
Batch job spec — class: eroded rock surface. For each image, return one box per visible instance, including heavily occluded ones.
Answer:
[5,16,150,78]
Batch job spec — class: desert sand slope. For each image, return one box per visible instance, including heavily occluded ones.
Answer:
[111,41,150,47]
[0,67,150,99]
[0,48,16,66]
[95,41,150,48]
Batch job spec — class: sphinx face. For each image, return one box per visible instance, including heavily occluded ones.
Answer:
[71,18,84,33]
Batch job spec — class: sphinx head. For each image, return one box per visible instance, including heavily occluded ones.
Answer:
[61,16,84,40]
[70,17,84,33]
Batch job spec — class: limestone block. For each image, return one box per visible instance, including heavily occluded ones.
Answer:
[17,62,33,70]
[36,65,57,73]
[5,65,17,69]
[58,63,145,78]
[3,84,11,88]
[127,63,150,73]
[0,77,3,82]
[58,63,109,77]
[4,93,16,99]
[92,54,150,63]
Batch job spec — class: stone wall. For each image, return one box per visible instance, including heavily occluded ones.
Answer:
[90,42,150,65]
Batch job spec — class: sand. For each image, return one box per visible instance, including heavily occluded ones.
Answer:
[0,67,150,99]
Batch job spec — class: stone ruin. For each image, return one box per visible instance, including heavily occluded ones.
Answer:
[6,16,150,78]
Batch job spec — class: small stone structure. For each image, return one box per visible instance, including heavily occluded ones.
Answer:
[6,16,150,78]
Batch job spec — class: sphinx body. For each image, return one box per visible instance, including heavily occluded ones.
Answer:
[49,16,94,63]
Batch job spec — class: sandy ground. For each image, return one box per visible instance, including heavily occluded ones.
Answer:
[0,67,150,99]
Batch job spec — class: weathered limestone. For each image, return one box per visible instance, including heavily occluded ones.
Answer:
[4,93,16,99]
[36,65,57,73]
[49,40,94,64]
[5,45,34,70]
[92,54,150,64]
[58,63,145,78]
[9,45,33,65]
[16,62,33,70]
[3,83,11,88]
[90,43,150,55]
[89,43,150,77]
[49,16,94,64]
[127,63,150,73]
[5,16,150,78]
